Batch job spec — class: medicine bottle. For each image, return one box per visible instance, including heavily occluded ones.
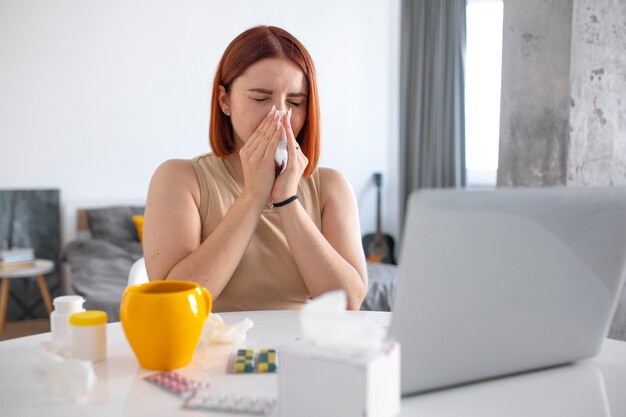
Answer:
[50,295,86,351]
[70,310,108,362]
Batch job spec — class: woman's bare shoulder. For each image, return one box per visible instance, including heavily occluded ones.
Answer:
[153,159,196,177]
[152,159,196,184]
[150,159,200,206]
[317,167,354,203]
[318,166,346,182]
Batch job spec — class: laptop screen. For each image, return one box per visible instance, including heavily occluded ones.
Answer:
[391,187,626,394]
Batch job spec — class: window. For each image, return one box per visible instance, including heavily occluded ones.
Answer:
[465,0,504,187]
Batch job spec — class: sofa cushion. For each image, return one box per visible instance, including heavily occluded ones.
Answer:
[132,215,145,243]
[86,206,144,242]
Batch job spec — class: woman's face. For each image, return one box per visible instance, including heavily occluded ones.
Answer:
[220,57,309,149]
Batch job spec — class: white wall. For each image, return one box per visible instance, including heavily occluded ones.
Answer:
[0,0,400,244]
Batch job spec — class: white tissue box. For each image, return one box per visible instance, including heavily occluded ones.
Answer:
[278,340,400,417]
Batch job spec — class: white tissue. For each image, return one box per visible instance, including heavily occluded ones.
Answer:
[203,314,254,345]
[32,342,97,403]
[300,290,385,357]
[274,110,288,173]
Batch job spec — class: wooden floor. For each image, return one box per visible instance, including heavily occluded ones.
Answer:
[0,318,50,341]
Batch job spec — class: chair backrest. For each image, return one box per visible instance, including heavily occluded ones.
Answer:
[127,257,149,287]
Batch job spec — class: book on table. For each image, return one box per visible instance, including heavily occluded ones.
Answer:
[0,259,37,272]
[0,248,36,271]
[0,248,35,262]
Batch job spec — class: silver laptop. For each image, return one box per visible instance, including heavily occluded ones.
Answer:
[390,187,626,395]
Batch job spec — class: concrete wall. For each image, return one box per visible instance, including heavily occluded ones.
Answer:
[498,0,626,188]
[567,0,626,187]
[497,0,573,187]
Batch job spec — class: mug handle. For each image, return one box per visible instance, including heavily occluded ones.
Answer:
[201,287,212,318]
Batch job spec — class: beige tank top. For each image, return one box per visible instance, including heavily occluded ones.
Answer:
[191,153,322,312]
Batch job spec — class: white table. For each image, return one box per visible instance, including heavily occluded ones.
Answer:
[0,310,625,417]
[0,259,55,336]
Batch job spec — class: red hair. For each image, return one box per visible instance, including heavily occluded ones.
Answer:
[209,26,320,176]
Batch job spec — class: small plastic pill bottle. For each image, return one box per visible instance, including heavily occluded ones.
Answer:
[50,295,86,351]
[69,310,108,362]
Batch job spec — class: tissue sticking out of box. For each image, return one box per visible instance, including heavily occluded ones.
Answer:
[203,314,254,345]
[275,110,288,173]
[300,290,385,357]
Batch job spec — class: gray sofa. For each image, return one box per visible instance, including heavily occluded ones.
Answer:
[64,206,144,321]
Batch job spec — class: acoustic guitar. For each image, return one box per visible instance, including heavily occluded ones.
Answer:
[362,173,396,264]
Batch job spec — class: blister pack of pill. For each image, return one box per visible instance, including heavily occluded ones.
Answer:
[144,371,210,398]
[183,390,277,416]
[228,348,278,373]
[145,363,277,415]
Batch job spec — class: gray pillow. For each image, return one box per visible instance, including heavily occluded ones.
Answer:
[86,206,144,242]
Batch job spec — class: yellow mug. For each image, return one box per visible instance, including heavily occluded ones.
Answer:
[120,280,212,370]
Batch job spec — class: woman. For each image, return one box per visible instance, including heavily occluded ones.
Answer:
[143,25,367,311]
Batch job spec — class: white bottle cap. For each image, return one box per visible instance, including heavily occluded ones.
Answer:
[53,295,86,313]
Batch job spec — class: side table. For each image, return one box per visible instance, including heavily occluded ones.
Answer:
[0,259,55,337]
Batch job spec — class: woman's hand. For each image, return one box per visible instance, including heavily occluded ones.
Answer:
[272,108,308,202]
[239,105,283,205]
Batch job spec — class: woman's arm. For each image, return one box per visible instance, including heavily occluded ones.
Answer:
[276,167,368,310]
[142,159,268,299]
